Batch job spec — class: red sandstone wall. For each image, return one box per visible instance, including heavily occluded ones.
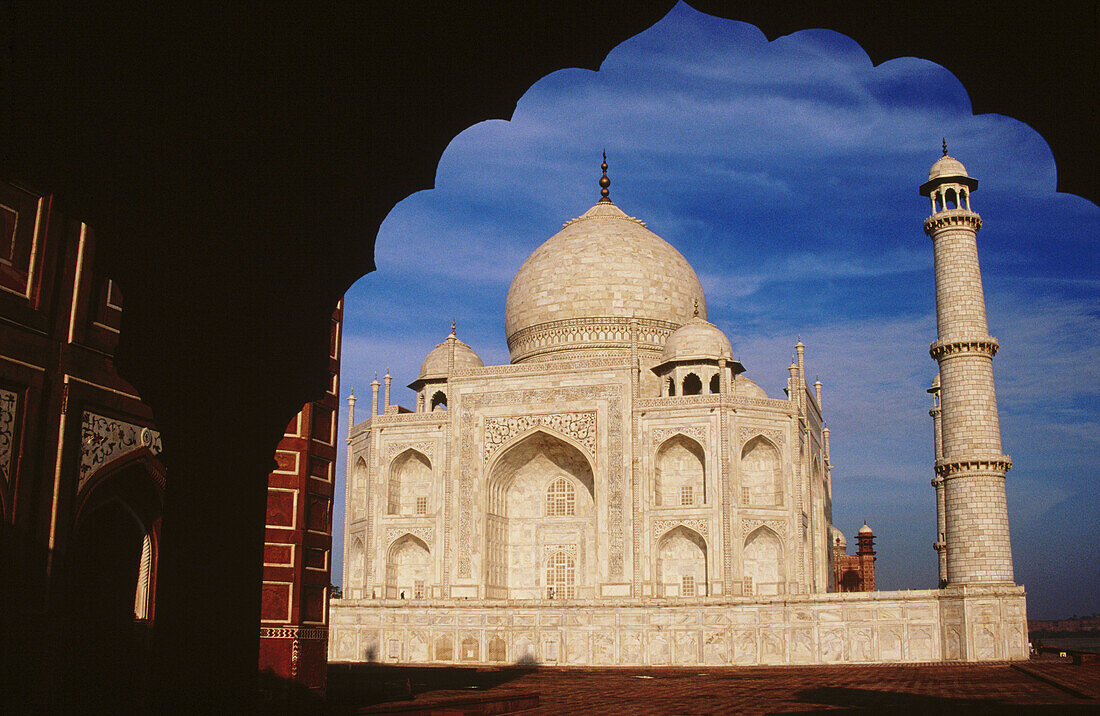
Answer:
[258,301,342,690]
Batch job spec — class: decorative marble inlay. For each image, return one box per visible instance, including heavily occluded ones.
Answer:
[483,412,596,460]
[738,426,784,447]
[653,518,710,541]
[387,526,434,546]
[79,411,162,491]
[459,385,624,579]
[0,388,16,480]
[386,441,435,460]
[651,426,706,447]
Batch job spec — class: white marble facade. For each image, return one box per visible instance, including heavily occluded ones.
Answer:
[332,168,1028,666]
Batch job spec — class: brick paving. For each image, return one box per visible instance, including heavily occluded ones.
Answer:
[327,660,1100,714]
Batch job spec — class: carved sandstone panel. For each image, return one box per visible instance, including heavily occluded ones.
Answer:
[79,411,162,491]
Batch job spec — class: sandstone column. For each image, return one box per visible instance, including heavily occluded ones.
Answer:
[920,148,1014,585]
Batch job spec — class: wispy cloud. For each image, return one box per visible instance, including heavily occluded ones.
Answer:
[333,2,1100,615]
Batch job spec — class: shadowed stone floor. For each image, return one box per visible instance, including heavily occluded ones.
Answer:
[324,656,1100,714]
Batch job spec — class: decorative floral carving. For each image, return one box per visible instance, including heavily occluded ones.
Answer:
[651,426,706,447]
[386,441,434,460]
[387,527,434,546]
[741,518,787,539]
[483,412,596,460]
[79,411,162,491]
[653,518,710,541]
[0,388,16,480]
[738,426,785,447]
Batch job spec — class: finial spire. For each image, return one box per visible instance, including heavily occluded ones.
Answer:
[599,150,611,202]
[692,298,699,317]
[450,319,456,337]
[942,138,948,156]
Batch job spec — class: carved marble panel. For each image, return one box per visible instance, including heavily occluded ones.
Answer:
[484,412,596,460]
[738,426,784,447]
[386,526,434,547]
[652,425,706,447]
[385,441,434,460]
[741,518,787,539]
[653,518,710,541]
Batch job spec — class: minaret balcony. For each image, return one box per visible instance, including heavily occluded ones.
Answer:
[924,210,982,235]
[929,337,999,360]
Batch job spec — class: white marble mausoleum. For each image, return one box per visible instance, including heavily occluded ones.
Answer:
[329,156,1028,666]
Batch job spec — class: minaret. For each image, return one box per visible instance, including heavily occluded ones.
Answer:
[369,373,380,417]
[383,369,392,412]
[856,523,876,591]
[347,390,356,437]
[920,144,1014,586]
[928,374,948,587]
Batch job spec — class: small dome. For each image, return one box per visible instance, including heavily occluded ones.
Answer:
[859,523,873,535]
[661,315,732,363]
[831,525,847,547]
[928,373,941,393]
[416,334,483,381]
[730,375,768,399]
[928,154,969,181]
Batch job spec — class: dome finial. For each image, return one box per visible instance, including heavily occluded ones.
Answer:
[942,137,948,157]
[599,150,611,202]
[450,318,456,337]
[692,298,699,317]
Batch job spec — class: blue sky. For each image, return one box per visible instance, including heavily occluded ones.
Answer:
[333,3,1099,619]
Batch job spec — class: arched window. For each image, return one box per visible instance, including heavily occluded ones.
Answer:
[654,434,705,506]
[545,550,576,599]
[430,391,447,410]
[546,477,575,516]
[656,525,707,597]
[945,187,958,210]
[385,533,431,599]
[387,450,432,515]
[667,377,676,396]
[709,373,720,394]
[682,373,702,395]
[743,526,785,596]
[740,436,783,506]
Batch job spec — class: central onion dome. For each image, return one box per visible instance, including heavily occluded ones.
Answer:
[505,160,706,363]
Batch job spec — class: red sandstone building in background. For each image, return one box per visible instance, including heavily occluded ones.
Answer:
[833,523,876,592]
[0,178,339,693]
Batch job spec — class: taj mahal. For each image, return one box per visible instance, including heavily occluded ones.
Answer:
[329,151,1029,666]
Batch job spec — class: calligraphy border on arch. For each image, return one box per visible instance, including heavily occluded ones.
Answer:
[458,385,623,580]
